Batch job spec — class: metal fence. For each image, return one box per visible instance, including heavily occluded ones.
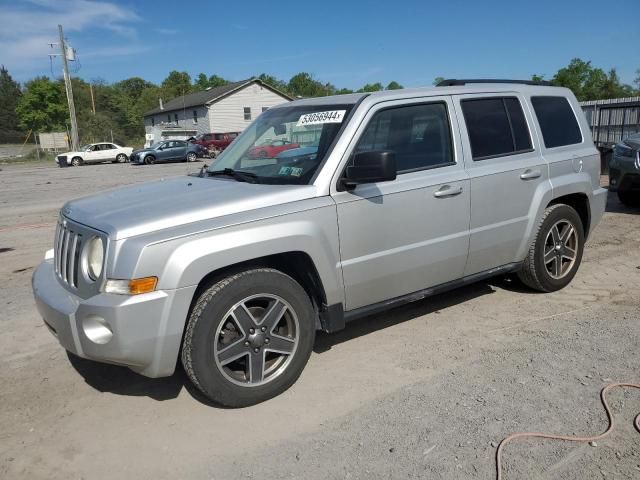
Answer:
[580,97,640,148]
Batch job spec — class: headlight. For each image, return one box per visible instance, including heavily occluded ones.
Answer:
[614,144,635,158]
[85,236,104,281]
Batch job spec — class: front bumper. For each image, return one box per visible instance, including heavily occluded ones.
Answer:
[32,259,196,377]
[608,154,640,192]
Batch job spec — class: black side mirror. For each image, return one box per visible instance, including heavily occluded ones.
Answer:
[341,151,396,189]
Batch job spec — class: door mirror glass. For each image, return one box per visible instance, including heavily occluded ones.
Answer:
[343,151,396,188]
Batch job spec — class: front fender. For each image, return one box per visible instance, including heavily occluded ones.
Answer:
[136,203,344,306]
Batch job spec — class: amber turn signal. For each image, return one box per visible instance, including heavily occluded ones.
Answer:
[105,277,158,295]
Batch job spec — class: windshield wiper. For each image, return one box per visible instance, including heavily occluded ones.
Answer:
[208,168,259,183]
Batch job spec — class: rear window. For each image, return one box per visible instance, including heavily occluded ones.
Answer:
[531,96,582,148]
[461,97,532,160]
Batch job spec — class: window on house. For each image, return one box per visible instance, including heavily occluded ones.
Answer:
[244,107,251,121]
[531,96,583,148]
[151,117,155,127]
[174,113,179,123]
[193,110,198,123]
[262,107,269,113]
[167,114,171,123]
[461,97,533,160]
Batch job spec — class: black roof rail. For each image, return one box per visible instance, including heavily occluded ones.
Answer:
[436,78,552,87]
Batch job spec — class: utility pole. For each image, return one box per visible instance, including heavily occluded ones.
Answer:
[89,83,96,114]
[58,25,79,151]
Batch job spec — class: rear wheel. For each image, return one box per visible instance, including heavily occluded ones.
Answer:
[144,155,155,165]
[186,152,197,162]
[181,268,316,407]
[617,190,640,207]
[517,204,584,292]
[71,157,83,167]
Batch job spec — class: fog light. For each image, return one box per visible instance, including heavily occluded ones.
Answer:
[82,315,113,344]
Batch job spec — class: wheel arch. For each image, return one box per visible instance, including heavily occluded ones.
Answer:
[548,192,590,238]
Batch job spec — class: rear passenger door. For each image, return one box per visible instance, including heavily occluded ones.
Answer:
[453,94,549,276]
[333,97,471,311]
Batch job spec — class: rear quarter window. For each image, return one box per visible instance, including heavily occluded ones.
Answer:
[531,96,583,148]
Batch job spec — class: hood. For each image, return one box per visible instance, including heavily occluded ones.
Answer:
[623,133,640,150]
[62,176,317,240]
[132,147,155,155]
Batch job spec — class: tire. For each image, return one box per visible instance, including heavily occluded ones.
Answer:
[116,153,128,163]
[186,152,197,162]
[181,268,316,407]
[517,204,584,292]
[144,155,155,165]
[71,157,83,167]
[617,190,640,207]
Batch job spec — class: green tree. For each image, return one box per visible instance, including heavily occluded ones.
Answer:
[386,81,403,90]
[257,73,289,93]
[16,76,68,132]
[531,74,545,83]
[634,68,640,91]
[161,70,192,100]
[0,65,23,142]
[335,88,354,95]
[193,73,229,91]
[358,82,383,92]
[288,72,326,97]
[432,76,445,86]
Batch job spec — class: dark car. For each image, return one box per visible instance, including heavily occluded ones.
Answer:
[609,133,640,206]
[130,140,206,165]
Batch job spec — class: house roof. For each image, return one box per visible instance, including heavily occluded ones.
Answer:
[144,79,291,116]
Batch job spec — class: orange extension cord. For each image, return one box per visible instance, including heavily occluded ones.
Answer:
[496,383,640,480]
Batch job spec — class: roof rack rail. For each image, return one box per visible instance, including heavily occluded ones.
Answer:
[436,79,552,87]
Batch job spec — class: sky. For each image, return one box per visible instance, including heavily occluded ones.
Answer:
[1,0,639,89]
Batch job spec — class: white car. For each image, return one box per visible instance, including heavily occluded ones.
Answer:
[56,143,134,167]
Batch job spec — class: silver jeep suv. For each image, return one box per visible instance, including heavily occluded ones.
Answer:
[33,80,607,407]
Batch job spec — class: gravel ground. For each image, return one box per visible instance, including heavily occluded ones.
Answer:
[0,162,638,480]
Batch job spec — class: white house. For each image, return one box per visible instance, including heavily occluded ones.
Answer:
[143,79,292,143]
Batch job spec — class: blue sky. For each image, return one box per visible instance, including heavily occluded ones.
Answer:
[1,0,639,89]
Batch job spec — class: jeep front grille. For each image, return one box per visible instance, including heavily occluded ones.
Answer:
[54,221,83,288]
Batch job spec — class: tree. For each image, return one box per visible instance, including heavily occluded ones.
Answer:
[635,68,640,91]
[16,76,68,132]
[161,71,192,100]
[193,73,229,91]
[257,73,288,93]
[0,65,23,142]
[288,72,326,97]
[386,81,403,90]
[335,88,354,95]
[432,76,445,86]
[114,77,155,102]
[552,58,635,100]
[358,82,383,93]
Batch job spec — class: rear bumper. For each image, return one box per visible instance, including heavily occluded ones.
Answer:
[32,259,196,377]
[589,187,607,236]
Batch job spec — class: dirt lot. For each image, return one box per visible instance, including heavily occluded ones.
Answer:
[0,161,638,480]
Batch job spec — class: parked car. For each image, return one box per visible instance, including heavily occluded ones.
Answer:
[248,139,299,159]
[609,132,640,206]
[190,132,239,155]
[55,143,133,167]
[129,140,206,165]
[33,80,607,407]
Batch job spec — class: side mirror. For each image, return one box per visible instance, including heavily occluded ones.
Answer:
[341,151,396,189]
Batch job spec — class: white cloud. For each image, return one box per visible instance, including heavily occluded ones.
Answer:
[0,0,144,77]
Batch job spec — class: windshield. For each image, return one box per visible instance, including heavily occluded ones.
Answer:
[149,142,163,149]
[208,103,354,184]
[80,144,91,151]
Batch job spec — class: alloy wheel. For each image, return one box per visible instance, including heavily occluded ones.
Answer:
[543,220,578,279]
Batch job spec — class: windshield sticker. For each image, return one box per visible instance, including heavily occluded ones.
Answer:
[296,110,346,127]
[290,167,303,177]
[278,166,292,175]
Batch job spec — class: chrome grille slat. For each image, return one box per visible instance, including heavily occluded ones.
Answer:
[68,233,79,287]
[60,229,70,281]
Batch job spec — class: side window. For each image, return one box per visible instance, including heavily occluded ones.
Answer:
[244,107,252,120]
[461,97,532,160]
[355,102,454,173]
[531,96,582,148]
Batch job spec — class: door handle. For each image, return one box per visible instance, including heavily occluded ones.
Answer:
[520,169,541,180]
[433,185,463,198]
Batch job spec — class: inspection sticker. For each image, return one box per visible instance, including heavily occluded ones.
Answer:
[296,110,346,127]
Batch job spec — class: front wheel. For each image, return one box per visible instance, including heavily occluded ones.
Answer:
[517,204,584,292]
[181,268,316,407]
[617,190,640,207]
[116,153,128,163]
[144,155,155,165]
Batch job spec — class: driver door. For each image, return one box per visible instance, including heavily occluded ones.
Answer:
[332,97,471,311]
